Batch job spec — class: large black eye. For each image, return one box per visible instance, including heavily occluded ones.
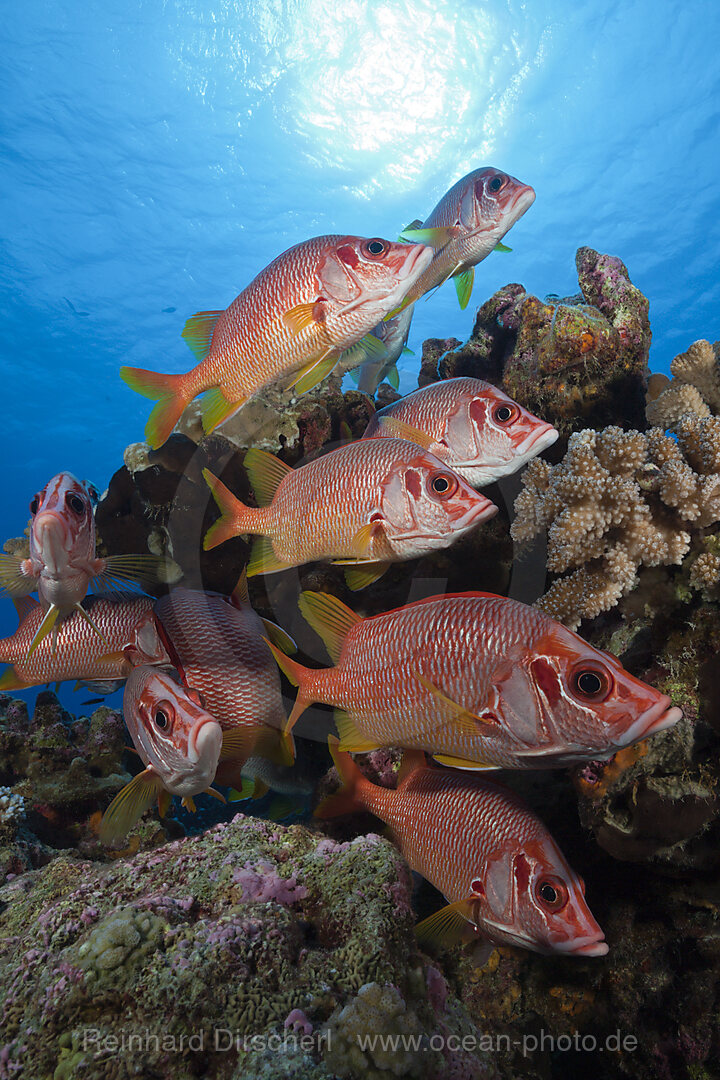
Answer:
[535,876,568,911]
[572,666,611,701]
[29,497,39,515]
[428,472,458,498]
[363,238,387,257]
[488,174,505,192]
[66,493,86,516]
[154,709,169,730]
[492,403,519,424]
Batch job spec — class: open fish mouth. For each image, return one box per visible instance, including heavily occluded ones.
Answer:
[624,700,683,744]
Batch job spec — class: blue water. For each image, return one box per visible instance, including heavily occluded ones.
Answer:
[1,0,719,660]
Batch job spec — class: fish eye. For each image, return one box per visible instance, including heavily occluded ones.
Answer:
[363,238,388,258]
[492,403,519,425]
[428,472,458,498]
[535,876,568,911]
[29,497,39,515]
[571,664,612,702]
[488,174,506,193]
[154,708,170,730]
[66,492,86,516]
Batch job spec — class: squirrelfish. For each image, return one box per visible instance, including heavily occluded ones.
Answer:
[397,167,535,311]
[146,576,295,771]
[99,665,225,845]
[0,472,161,656]
[120,235,433,449]
[318,739,608,956]
[270,591,682,769]
[349,306,415,394]
[203,440,497,591]
[363,377,559,486]
[0,595,168,692]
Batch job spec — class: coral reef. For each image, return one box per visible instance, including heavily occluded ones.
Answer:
[416,248,651,442]
[0,814,492,1080]
[646,338,720,428]
[510,424,720,629]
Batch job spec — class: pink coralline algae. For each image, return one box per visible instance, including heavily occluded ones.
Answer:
[284,1008,313,1034]
[231,860,308,904]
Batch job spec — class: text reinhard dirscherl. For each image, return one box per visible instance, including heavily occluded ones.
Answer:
[79,1027,638,1058]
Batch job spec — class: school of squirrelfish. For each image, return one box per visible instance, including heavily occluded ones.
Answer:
[0,165,683,961]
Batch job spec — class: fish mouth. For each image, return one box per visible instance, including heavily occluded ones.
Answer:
[624,699,683,744]
[507,183,536,216]
[188,718,223,766]
[397,241,434,283]
[514,423,560,458]
[33,511,73,574]
[452,497,499,530]
[553,934,609,958]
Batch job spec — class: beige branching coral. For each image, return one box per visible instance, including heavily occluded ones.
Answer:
[646,339,720,428]
[512,423,720,628]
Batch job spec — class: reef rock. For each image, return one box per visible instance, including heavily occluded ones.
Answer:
[419,248,651,442]
[0,815,495,1080]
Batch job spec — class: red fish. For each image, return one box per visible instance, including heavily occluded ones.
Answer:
[0,595,167,692]
[100,665,226,845]
[270,591,682,768]
[120,235,433,449]
[203,439,497,591]
[318,739,608,956]
[0,472,161,656]
[363,377,558,486]
[396,167,535,310]
[144,577,295,770]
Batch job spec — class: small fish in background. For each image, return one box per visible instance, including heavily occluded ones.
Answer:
[203,440,497,591]
[395,167,535,312]
[269,591,682,768]
[0,595,168,692]
[348,305,415,394]
[99,665,226,845]
[363,377,559,486]
[0,472,164,656]
[120,234,433,449]
[317,738,608,957]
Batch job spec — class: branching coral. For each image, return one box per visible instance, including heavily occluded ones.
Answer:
[511,423,720,628]
[646,339,720,428]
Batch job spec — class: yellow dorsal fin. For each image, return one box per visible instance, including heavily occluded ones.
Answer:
[282,302,320,336]
[99,768,164,846]
[335,709,381,753]
[244,448,292,507]
[374,415,436,451]
[181,310,224,362]
[298,590,361,664]
[232,568,250,606]
[415,899,477,949]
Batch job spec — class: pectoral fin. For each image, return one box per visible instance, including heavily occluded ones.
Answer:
[0,555,34,599]
[99,768,165,846]
[283,302,322,336]
[413,671,502,738]
[453,268,474,310]
[374,415,436,451]
[399,225,459,247]
[415,899,478,949]
[286,348,339,395]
